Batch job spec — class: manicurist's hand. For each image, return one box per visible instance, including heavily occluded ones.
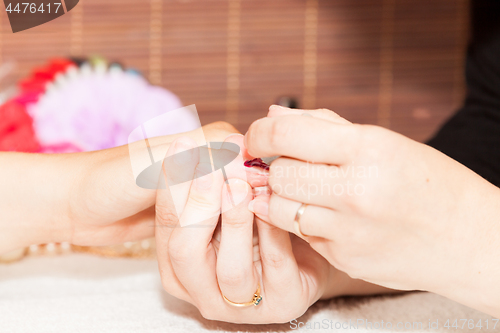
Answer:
[0,121,238,253]
[155,135,347,324]
[245,105,500,317]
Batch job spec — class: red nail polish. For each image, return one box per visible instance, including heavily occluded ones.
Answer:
[244,158,270,171]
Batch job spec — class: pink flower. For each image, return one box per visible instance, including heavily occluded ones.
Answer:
[28,66,188,152]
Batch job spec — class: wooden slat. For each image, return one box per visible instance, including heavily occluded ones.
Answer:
[0,0,469,142]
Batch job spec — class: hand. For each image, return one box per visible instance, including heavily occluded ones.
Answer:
[245,106,500,316]
[65,121,241,247]
[155,134,341,324]
[0,121,238,253]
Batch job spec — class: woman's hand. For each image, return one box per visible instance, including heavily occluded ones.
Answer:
[154,135,342,324]
[245,105,500,317]
[0,121,238,253]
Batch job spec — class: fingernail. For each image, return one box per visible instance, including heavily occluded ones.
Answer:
[254,200,269,216]
[226,178,250,206]
[248,200,255,213]
[248,199,269,216]
[224,133,244,141]
[270,104,288,110]
[194,163,213,189]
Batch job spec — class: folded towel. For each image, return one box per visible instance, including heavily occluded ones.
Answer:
[0,254,493,333]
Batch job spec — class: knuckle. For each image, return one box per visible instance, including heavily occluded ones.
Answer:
[260,251,287,269]
[217,269,249,288]
[188,193,219,214]
[155,204,179,227]
[269,119,294,151]
[167,241,192,265]
[222,216,250,229]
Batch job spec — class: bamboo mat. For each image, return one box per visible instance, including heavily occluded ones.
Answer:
[0,0,469,142]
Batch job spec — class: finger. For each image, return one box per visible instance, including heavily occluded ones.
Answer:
[162,137,201,217]
[217,179,258,303]
[249,193,340,240]
[289,234,334,303]
[224,133,254,160]
[178,162,223,227]
[94,127,207,222]
[168,163,225,306]
[155,137,199,303]
[82,123,234,225]
[244,115,359,165]
[222,134,269,188]
[254,217,304,304]
[268,157,350,210]
[253,185,271,197]
[268,105,351,125]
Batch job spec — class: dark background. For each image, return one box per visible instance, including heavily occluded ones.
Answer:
[0,0,469,142]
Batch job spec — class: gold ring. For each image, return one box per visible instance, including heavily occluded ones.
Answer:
[294,203,310,238]
[222,284,263,307]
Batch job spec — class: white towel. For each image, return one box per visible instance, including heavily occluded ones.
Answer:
[0,254,494,333]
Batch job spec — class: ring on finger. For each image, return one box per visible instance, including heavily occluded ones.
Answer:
[294,203,311,238]
[222,284,263,307]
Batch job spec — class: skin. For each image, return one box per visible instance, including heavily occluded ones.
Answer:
[245,105,500,318]
[0,116,392,324]
[0,121,239,254]
[154,134,400,324]
[3,114,463,323]
[1,117,389,323]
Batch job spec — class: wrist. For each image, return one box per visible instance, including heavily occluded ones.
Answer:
[0,152,78,253]
[30,153,82,245]
[431,176,500,317]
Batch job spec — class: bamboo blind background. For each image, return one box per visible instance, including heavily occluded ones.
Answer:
[0,0,469,142]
